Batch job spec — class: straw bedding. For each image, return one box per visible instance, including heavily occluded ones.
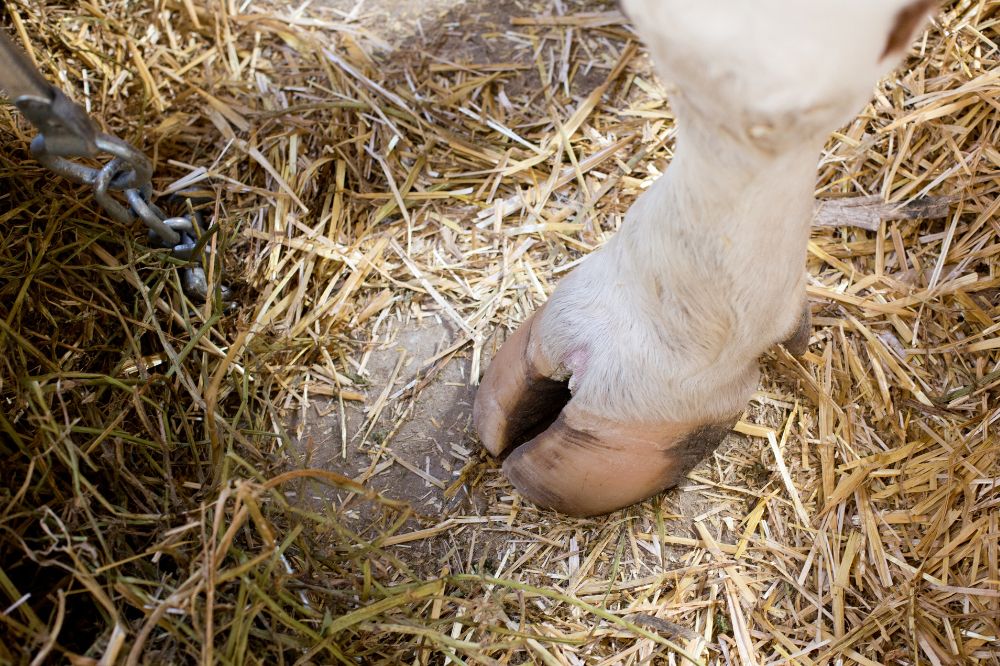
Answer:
[0,0,997,663]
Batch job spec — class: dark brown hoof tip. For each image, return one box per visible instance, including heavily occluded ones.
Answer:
[497,402,738,517]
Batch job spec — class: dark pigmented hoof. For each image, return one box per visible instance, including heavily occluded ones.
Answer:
[781,305,812,357]
[667,421,736,484]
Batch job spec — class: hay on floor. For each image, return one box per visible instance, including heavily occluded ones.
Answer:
[0,0,998,663]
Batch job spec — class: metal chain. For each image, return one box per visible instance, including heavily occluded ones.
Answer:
[2,29,227,302]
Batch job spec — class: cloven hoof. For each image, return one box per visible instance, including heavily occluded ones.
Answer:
[473,307,737,518]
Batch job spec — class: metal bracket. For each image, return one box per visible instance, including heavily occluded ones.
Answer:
[15,88,99,157]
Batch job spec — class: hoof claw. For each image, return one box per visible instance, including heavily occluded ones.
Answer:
[473,306,569,458]
[781,306,812,357]
[502,404,735,517]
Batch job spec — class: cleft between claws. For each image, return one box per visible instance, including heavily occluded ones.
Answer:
[502,372,571,453]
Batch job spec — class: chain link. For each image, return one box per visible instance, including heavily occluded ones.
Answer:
[28,119,227,301]
[3,31,226,302]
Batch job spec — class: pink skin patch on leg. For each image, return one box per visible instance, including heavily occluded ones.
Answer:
[564,347,589,393]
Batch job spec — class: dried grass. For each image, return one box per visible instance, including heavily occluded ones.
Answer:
[1,0,998,664]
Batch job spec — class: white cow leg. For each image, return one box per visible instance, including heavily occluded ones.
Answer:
[475,0,936,516]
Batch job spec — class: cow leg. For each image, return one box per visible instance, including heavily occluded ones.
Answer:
[475,0,936,517]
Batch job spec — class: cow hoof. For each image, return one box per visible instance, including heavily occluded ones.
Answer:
[473,308,736,517]
[502,403,735,517]
[781,305,812,357]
